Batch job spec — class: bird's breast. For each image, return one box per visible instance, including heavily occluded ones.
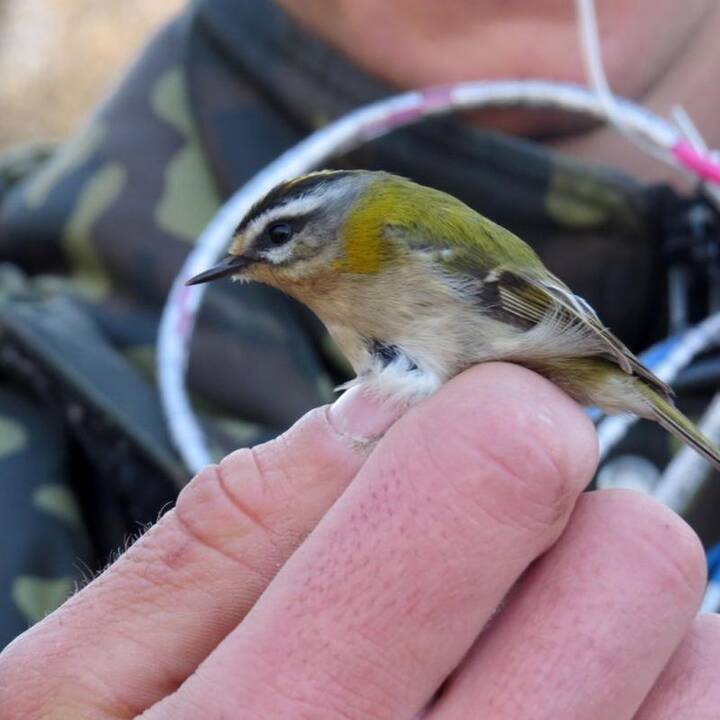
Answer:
[318,264,491,383]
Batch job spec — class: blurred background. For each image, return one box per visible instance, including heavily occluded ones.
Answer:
[0,0,183,150]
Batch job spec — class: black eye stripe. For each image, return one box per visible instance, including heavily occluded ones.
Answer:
[252,212,319,252]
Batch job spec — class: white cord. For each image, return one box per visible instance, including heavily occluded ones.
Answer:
[575,0,698,174]
[575,0,625,132]
[672,105,709,154]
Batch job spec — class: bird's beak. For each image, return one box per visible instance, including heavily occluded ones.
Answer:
[185,255,252,286]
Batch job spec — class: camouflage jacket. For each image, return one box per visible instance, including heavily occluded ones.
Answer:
[0,0,713,646]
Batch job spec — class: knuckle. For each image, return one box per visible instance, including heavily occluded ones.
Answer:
[171,451,278,576]
[0,638,95,720]
[0,648,36,719]
[242,653,392,720]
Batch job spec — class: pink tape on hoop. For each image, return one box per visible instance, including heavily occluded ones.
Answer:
[360,85,456,140]
[672,140,720,185]
[177,285,192,336]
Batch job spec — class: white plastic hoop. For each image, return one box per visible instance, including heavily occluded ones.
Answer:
[157,80,687,474]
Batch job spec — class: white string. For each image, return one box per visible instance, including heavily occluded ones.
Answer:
[575,0,624,130]
[672,105,709,153]
[575,0,688,172]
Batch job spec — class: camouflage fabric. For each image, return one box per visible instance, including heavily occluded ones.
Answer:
[0,0,712,646]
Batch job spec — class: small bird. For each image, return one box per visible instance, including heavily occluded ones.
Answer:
[187,169,720,469]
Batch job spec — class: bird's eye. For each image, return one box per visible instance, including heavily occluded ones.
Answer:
[266,222,293,245]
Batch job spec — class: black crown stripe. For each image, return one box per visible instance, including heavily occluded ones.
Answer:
[235,170,356,234]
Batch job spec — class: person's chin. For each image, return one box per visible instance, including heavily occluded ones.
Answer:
[464,107,603,140]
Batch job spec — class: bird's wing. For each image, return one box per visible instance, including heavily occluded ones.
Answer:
[393,187,671,398]
[471,265,674,398]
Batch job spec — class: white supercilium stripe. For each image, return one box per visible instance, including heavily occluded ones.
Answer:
[245,195,324,242]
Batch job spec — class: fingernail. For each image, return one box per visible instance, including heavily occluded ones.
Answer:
[327,385,402,442]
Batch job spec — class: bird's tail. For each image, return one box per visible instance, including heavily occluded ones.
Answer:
[637,383,720,471]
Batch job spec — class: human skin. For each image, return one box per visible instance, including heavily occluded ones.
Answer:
[277,0,720,188]
[0,364,718,719]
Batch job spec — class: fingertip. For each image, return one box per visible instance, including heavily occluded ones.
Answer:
[472,362,597,452]
[580,488,707,604]
[422,362,598,488]
[327,385,404,442]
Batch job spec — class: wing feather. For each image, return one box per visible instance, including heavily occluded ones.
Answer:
[392,190,672,400]
[494,269,673,398]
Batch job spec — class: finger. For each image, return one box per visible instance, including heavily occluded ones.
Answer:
[143,363,598,720]
[634,614,720,720]
[428,490,706,720]
[0,387,401,719]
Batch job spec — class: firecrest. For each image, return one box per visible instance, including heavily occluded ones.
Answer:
[188,169,720,469]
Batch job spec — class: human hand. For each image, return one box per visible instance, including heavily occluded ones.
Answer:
[1,364,717,719]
